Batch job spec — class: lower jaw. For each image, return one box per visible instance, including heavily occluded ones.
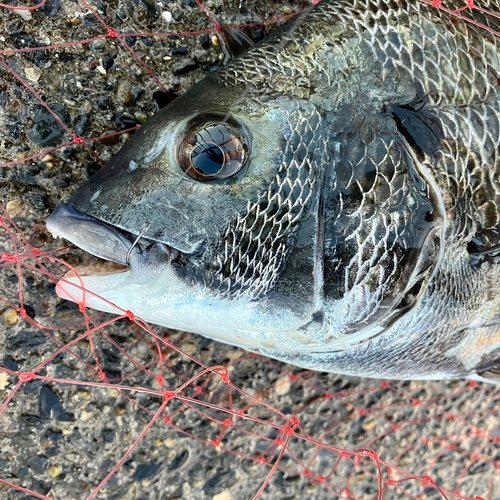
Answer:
[63,261,129,280]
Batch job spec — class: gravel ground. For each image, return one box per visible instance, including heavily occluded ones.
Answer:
[1,1,500,499]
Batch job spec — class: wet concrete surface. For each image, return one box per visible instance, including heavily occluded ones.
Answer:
[1,1,499,499]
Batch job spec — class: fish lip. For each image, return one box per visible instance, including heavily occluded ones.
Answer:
[46,203,186,271]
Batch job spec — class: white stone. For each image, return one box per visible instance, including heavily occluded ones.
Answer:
[16,9,32,21]
[25,67,42,83]
[275,374,292,396]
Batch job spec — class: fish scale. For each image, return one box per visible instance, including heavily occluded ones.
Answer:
[47,0,500,381]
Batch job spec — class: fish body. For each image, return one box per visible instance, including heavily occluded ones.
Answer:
[47,0,500,381]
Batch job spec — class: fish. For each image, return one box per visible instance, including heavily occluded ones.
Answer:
[46,0,500,382]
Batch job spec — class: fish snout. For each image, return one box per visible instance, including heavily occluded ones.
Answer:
[47,204,179,285]
[46,203,136,265]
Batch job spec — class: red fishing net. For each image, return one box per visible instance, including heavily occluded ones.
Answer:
[1,1,500,499]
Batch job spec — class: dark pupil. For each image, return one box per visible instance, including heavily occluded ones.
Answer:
[191,142,224,175]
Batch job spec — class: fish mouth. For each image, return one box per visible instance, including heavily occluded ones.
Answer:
[46,204,185,285]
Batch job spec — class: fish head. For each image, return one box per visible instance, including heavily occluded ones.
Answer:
[46,75,331,348]
[46,59,444,359]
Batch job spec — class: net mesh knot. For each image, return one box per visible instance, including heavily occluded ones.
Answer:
[126,310,135,321]
[163,391,175,401]
[18,372,35,382]
[1,253,17,263]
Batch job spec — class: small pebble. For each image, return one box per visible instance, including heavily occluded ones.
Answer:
[172,58,199,76]
[4,97,26,115]
[15,9,32,20]
[116,405,126,416]
[134,111,149,123]
[77,390,92,401]
[116,81,133,105]
[96,65,106,75]
[213,491,231,500]
[164,437,176,448]
[107,388,119,398]
[362,418,377,431]
[27,103,70,146]
[226,348,244,360]
[2,308,19,325]
[29,232,47,249]
[180,341,197,355]
[25,67,42,83]
[100,132,120,146]
[80,410,93,422]
[162,10,172,22]
[40,386,74,421]
[6,200,28,218]
[0,372,10,390]
[275,374,291,396]
[211,34,219,47]
[48,465,62,478]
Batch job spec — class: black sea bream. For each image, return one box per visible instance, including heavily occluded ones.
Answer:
[47,0,500,381]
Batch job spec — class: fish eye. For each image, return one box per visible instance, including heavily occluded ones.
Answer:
[177,119,248,182]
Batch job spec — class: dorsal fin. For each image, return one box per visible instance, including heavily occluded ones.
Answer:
[213,14,256,58]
